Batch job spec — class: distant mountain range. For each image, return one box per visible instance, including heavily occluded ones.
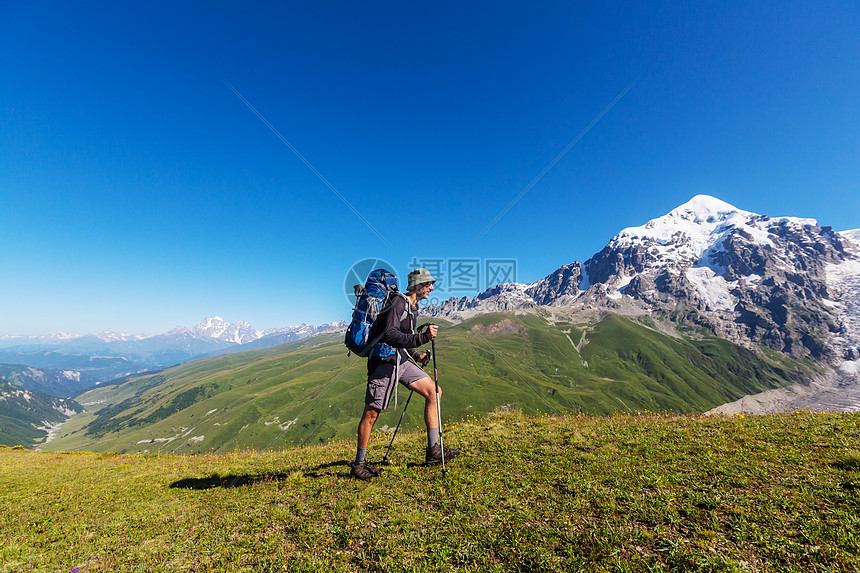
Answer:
[0,316,347,448]
[0,317,346,387]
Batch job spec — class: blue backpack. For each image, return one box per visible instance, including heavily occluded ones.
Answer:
[345,268,401,358]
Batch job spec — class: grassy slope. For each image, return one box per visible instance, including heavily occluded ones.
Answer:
[43,314,812,455]
[0,379,82,447]
[2,410,859,572]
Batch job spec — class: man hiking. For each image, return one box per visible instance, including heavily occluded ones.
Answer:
[350,267,461,480]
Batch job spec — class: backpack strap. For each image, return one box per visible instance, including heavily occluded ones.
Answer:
[397,292,414,326]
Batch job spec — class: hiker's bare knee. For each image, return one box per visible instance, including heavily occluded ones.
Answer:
[366,407,380,421]
[408,376,436,400]
[361,406,380,425]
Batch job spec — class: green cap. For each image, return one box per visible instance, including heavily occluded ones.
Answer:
[407,268,437,291]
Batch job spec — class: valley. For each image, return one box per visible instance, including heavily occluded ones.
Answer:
[43,312,813,455]
[4,195,859,452]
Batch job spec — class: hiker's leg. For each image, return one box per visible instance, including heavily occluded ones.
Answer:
[408,375,460,463]
[359,362,396,456]
[405,376,439,430]
[357,405,380,449]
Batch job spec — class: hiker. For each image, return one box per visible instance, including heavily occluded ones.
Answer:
[350,268,461,479]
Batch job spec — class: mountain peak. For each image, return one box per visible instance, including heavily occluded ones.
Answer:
[669,195,746,222]
[195,316,226,329]
[94,330,144,343]
[192,317,261,344]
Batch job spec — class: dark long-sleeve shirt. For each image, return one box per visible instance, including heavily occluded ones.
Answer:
[367,293,430,374]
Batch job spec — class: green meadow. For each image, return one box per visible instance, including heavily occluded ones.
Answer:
[2,410,858,572]
[43,314,813,455]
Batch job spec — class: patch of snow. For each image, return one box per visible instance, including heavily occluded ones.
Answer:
[608,275,634,300]
[686,267,737,311]
[205,408,217,415]
[743,274,762,290]
[838,360,860,376]
[839,228,860,246]
[826,256,860,347]
[187,435,204,443]
[578,271,591,291]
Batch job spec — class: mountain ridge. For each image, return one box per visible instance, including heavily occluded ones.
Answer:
[425,195,860,366]
[0,318,347,383]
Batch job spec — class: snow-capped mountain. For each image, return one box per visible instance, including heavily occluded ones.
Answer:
[235,321,347,352]
[94,330,147,343]
[0,331,78,347]
[0,330,145,348]
[0,318,345,384]
[425,195,860,365]
[191,317,262,344]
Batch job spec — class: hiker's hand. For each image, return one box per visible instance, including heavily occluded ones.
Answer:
[418,352,432,366]
[425,324,438,340]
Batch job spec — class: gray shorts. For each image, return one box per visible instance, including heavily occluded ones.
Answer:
[365,360,429,411]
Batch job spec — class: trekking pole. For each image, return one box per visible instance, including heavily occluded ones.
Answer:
[382,389,413,464]
[430,331,446,476]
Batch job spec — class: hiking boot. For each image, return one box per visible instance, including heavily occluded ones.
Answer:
[425,442,461,465]
[349,460,383,480]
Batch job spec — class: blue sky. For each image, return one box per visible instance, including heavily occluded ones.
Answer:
[1,1,858,335]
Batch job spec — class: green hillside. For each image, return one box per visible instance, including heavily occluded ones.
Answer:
[0,379,83,447]
[44,313,812,455]
[2,410,859,572]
